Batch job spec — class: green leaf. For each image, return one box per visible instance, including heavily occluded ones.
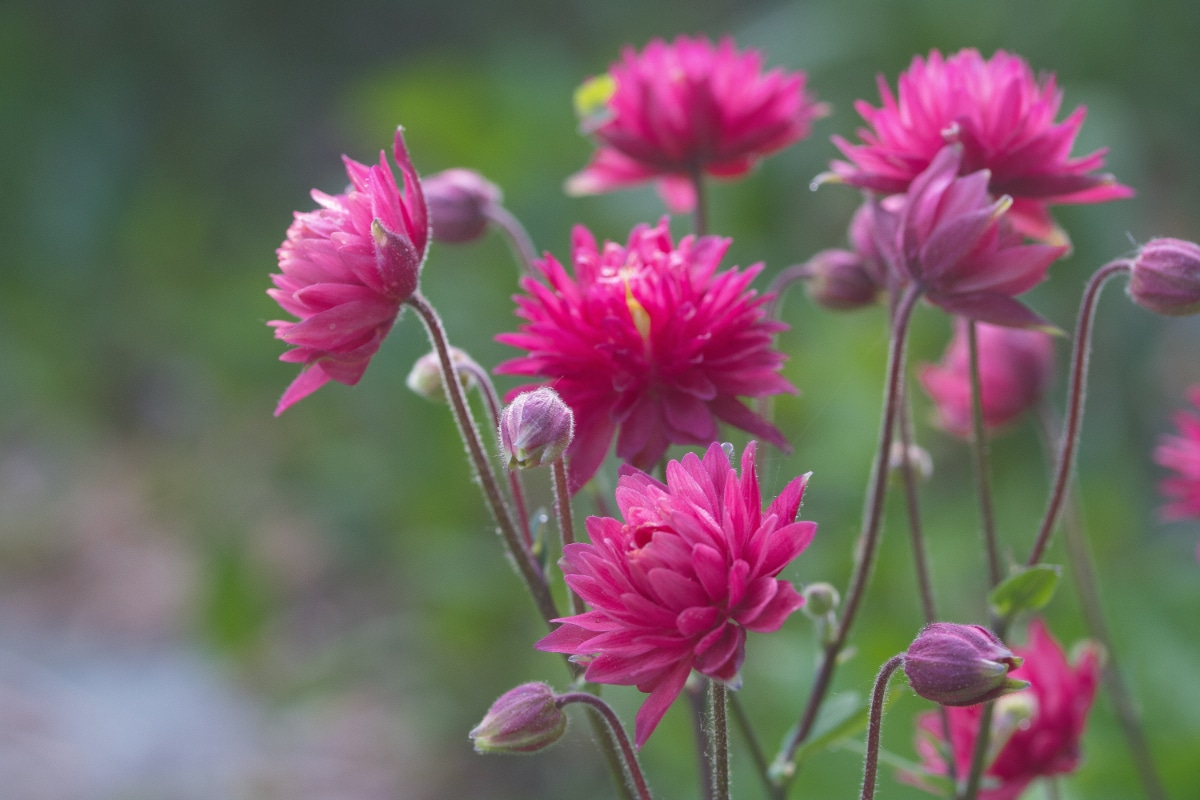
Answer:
[988,564,1062,620]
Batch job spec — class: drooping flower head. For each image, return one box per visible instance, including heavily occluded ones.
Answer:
[920,319,1056,438]
[567,35,827,213]
[829,48,1132,240]
[496,219,795,492]
[910,619,1101,800]
[1127,237,1200,317]
[872,146,1067,328]
[1154,385,1200,524]
[269,128,429,415]
[537,442,817,747]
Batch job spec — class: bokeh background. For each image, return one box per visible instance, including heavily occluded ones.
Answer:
[3,0,1199,797]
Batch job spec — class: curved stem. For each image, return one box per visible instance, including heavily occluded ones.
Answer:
[486,204,539,273]
[1036,406,1170,800]
[1026,260,1131,567]
[552,459,586,617]
[776,284,922,785]
[967,320,1003,588]
[460,359,533,550]
[710,681,731,800]
[557,693,654,800]
[405,293,559,629]
[764,262,813,321]
[861,655,904,800]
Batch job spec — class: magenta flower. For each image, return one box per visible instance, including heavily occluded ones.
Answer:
[1154,385,1200,523]
[878,146,1067,328]
[919,319,1056,438]
[269,129,429,415]
[567,35,826,213]
[829,48,1132,240]
[496,219,795,492]
[536,442,817,746]
[910,619,1100,800]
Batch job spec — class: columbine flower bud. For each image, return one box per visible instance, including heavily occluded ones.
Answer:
[469,682,567,754]
[499,388,574,469]
[422,168,502,244]
[903,623,1029,707]
[405,347,478,403]
[1127,237,1200,316]
[803,248,881,310]
[888,441,934,483]
[802,582,840,618]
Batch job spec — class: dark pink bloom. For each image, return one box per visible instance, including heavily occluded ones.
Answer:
[537,442,817,746]
[1154,385,1200,523]
[910,619,1100,800]
[883,146,1067,328]
[830,49,1132,240]
[269,129,429,415]
[567,35,826,213]
[496,219,795,492]
[919,319,1056,438]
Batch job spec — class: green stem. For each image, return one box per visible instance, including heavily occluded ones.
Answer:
[959,702,996,800]
[557,693,654,800]
[691,167,709,237]
[967,320,1003,589]
[710,681,731,800]
[729,692,777,800]
[552,459,586,617]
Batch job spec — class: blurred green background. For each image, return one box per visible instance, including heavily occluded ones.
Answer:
[3,0,1199,797]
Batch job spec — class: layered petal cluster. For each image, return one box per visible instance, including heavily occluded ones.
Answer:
[269,129,429,415]
[830,48,1131,239]
[537,442,817,746]
[567,35,826,212]
[1154,385,1200,523]
[496,219,795,491]
[872,146,1067,327]
[919,319,1056,438]
[911,619,1100,800]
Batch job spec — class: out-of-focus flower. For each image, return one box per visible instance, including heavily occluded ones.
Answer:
[422,168,502,244]
[496,219,795,492]
[904,623,1028,707]
[405,346,478,404]
[802,248,881,311]
[828,48,1132,240]
[1127,237,1200,316]
[910,619,1100,800]
[919,318,1056,438]
[1154,385,1200,524]
[499,388,575,470]
[567,35,826,213]
[469,683,567,754]
[537,442,817,747]
[883,146,1067,328]
[269,128,429,415]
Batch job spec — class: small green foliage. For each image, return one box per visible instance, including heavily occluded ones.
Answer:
[989,564,1062,621]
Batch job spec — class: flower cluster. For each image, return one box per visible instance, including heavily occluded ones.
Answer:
[911,620,1100,800]
[268,128,429,415]
[537,442,816,746]
[497,219,794,491]
[568,35,826,212]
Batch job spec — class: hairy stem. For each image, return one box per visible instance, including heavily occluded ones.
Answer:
[557,693,654,800]
[552,459,586,617]
[861,655,904,800]
[710,681,731,800]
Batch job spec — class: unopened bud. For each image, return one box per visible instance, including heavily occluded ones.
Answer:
[804,249,881,311]
[903,623,1028,707]
[1127,237,1200,316]
[802,582,840,618]
[470,682,567,754]
[423,168,502,244]
[889,441,933,483]
[499,388,574,469]
[406,347,477,403]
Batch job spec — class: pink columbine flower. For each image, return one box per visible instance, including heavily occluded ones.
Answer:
[536,442,817,747]
[566,35,826,213]
[829,48,1132,240]
[269,129,429,415]
[879,145,1067,328]
[919,319,1056,438]
[910,619,1100,800]
[495,219,795,492]
[1154,385,1200,524]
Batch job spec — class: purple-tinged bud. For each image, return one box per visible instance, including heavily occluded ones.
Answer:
[406,347,478,403]
[803,248,881,311]
[903,623,1029,707]
[469,682,567,754]
[1127,237,1200,316]
[499,388,574,469]
[422,168,502,244]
